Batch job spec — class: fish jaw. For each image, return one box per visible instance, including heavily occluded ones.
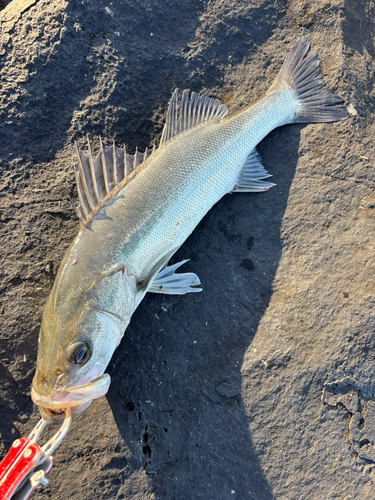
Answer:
[38,401,92,424]
[31,371,111,421]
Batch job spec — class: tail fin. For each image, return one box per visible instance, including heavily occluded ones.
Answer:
[268,37,349,123]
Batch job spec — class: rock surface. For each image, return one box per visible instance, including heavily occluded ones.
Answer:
[0,0,374,499]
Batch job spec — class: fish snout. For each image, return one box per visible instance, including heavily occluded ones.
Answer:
[32,368,67,397]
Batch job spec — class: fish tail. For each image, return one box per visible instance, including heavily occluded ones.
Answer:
[267,37,349,123]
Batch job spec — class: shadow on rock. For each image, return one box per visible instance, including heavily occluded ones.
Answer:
[342,0,375,120]
[107,126,301,499]
[0,361,33,450]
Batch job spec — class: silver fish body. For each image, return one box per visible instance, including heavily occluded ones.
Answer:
[58,91,290,303]
[31,38,348,421]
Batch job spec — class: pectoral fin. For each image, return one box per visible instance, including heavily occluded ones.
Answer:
[148,260,202,295]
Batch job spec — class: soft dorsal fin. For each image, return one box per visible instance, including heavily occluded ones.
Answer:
[160,89,228,145]
[73,137,155,226]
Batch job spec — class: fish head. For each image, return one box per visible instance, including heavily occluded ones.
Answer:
[32,268,137,422]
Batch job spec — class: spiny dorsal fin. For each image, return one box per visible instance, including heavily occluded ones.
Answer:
[73,138,155,226]
[160,89,228,145]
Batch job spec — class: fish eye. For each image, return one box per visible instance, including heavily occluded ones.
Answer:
[66,342,91,366]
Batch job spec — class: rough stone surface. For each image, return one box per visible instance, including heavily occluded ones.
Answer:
[0,0,374,499]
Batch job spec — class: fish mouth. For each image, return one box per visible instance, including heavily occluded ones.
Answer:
[38,401,92,424]
[31,368,111,422]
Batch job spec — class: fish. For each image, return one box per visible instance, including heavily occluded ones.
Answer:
[31,38,349,422]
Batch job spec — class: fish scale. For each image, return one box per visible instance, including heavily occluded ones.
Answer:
[30,38,349,420]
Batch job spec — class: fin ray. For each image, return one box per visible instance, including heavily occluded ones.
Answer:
[232,149,275,193]
[148,260,202,295]
[73,139,155,226]
[268,37,349,123]
[160,89,228,146]
[87,139,101,205]
[75,143,96,212]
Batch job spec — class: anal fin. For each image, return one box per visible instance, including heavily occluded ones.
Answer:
[148,260,202,295]
[232,149,275,193]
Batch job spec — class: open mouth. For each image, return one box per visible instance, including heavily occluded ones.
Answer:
[39,401,93,424]
[31,370,111,422]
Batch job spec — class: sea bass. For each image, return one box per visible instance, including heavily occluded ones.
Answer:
[31,38,348,421]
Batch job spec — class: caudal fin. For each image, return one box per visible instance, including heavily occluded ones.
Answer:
[268,37,349,123]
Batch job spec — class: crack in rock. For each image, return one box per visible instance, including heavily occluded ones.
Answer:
[322,377,360,414]
[322,377,375,464]
[349,401,375,463]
